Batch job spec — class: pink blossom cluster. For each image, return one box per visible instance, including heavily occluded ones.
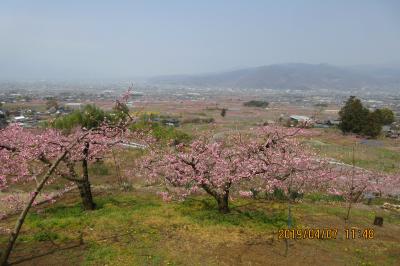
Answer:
[0,117,151,215]
[0,121,151,185]
[239,191,254,198]
[144,126,335,201]
[328,167,400,201]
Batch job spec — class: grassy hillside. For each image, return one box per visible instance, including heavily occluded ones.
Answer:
[304,129,400,173]
[1,188,399,265]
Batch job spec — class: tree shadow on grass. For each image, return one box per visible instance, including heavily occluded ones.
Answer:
[9,228,141,265]
[177,198,288,228]
[9,241,84,265]
[27,195,161,221]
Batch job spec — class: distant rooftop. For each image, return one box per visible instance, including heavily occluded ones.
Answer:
[290,115,311,121]
[13,115,26,121]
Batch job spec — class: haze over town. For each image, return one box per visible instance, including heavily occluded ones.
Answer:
[1,0,400,80]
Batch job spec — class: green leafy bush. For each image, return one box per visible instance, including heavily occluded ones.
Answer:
[181,117,215,124]
[51,104,129,132]
[243,100,269,108]
[130,120,191,144]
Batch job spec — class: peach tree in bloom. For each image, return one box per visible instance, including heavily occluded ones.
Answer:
[0,125,89,264]
[0,90,149,265]
[144,126,333,213]
[0,108,133,213]
[328,165,400,221]
[0,122,138,264]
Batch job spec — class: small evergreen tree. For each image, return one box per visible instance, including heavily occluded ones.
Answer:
[339,96,369,134]
[220,108,227,117]
[374,108,395,125]
[362,111,382,138]
[0,109,7,129]
[339,96,396,138]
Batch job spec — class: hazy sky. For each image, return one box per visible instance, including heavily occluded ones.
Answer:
[1,0,399,79]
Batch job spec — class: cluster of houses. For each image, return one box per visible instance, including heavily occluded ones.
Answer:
[0,105,77,129]
[4,110,49,128]
[287,115,340,129]
[147,116,180,127]
[383,122,400,138]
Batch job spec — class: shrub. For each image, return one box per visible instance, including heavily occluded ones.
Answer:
[130,120,191,144]
[51,104,130,132]
[243,100,269,108]
[181,117,215,124]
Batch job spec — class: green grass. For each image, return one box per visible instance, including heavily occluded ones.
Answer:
[2,193,291,264]
[32,231,60,242]
[305,192,344,203]
[297,201,400,226]
[176,197,288,229]
[83,243,118,265]
[307,139,400,173]
[89,162,110,176]
[1,191,400,265]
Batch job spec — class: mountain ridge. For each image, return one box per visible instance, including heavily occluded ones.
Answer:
[148,63,400,91]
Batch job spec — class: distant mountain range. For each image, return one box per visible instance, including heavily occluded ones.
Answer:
[149,63,400,91]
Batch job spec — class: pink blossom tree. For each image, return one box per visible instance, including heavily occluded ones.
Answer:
[0,126,93,265]
[324,145,400,221]
[144,126,333,213]
[328,165,400,221]
[0,90,146,265]
[0,107,133,213]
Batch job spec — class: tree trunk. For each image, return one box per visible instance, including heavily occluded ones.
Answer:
[78,142,96,210]
[345,200,352,222]
[76,180,96,210]
[216,192,230,214]
[201,184,230,214]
